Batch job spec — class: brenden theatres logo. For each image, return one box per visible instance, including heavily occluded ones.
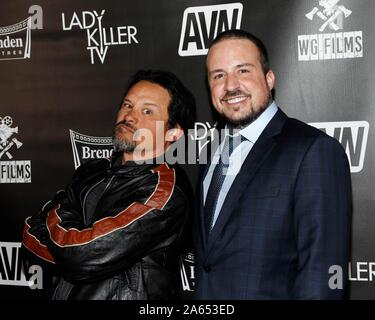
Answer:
[0,242,42,289]
[0,5,43,61]
[178,3,243,56]
[309,121,369,173]
[0,116,31,183]
[70,130,113,169]
[298,0,363,61]
[62,10,139,64]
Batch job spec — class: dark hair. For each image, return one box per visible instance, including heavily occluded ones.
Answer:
[124,70,196,134]
[209,29,270,74]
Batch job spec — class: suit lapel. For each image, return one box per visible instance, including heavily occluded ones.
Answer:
[206,109,288,254]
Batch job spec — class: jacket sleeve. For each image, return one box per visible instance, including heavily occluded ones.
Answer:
[293,135,352,299]
[45,165,189,283]
[21,161,101,272]
[21,191,68,269]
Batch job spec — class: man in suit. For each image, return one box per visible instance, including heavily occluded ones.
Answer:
[193,29,352,299]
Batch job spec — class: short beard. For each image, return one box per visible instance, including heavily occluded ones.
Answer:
[226,95,272,130]
[112,136,136,153]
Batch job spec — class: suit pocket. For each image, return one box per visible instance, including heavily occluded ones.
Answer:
[246,186,280,198]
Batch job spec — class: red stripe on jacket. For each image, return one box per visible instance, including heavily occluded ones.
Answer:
[22,221,55,263]
[46,163,175,247]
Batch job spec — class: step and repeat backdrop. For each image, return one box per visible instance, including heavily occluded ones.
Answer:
[0,0,373,300]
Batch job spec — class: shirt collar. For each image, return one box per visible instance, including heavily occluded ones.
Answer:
[225,101,278,144]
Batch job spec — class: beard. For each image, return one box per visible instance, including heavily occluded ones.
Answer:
[112,123,137,153]
[223,91,273,129]
[112,136,136,153]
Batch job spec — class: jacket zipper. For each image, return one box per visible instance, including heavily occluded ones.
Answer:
[82,177,105,225]
[102,176,115,196]
[82,176,115,225]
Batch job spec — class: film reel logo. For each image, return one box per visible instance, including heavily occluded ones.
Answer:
[0,116,23,159]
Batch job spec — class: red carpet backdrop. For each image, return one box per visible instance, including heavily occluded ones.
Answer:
[0,0,373,299]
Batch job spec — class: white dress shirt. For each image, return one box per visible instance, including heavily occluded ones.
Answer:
[203,101,278,227]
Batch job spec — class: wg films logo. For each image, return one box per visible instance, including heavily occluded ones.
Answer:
[298,0,363,61]
[178,3,243,56]
[0,5,43,61]
[0,116,31,183]
[62,10,139,64]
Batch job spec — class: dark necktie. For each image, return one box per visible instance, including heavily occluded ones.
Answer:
[204,135,243,235]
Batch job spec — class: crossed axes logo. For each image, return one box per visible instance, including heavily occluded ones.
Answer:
[0,116,23,159]
[306,0,352,32]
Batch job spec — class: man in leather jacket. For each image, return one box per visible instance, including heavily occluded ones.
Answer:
[22,70,196,300]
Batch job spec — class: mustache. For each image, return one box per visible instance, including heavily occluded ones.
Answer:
[221,90,250,101]
[115,120,136,133]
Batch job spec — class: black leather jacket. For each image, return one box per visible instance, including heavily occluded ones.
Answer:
[22,156,192,300]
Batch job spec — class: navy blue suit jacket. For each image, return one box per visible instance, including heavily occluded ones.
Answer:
[193,109,352,299]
